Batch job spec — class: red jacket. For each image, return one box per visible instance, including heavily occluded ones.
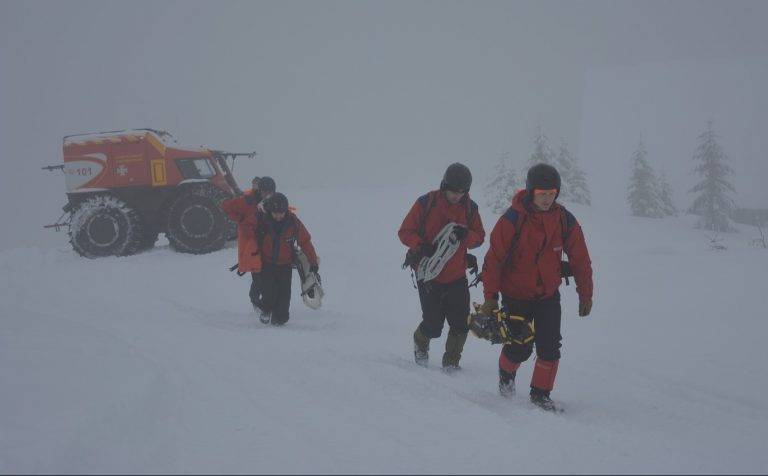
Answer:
[221,189,261,224]
[398,191,485,284]
[221,189,262,273]
[482,189,593,301]
[254,212,318,267]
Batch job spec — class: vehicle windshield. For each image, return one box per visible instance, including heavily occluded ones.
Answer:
[177,158,215,179]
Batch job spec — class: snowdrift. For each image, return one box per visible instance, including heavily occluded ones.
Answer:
[1,186,767,473]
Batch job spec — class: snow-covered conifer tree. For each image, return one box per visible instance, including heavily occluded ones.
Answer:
[657,171,677,217]
[555,139,591,205]
[688,121,736,232]
[528,125,555,167]
[627,140,664,218]
[485,152,522,214]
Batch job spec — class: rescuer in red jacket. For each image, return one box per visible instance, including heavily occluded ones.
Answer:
[480,163,593,411]
[253,193,318,326]
[399,163,485,371]
[221,176,263,309]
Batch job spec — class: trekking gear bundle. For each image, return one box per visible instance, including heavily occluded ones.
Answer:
[292,242,324,310]
[401,190,477,287]
[467,303,535,345]
[416,222,461,283]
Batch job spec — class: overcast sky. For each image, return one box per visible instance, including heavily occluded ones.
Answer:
[2,0,768,248]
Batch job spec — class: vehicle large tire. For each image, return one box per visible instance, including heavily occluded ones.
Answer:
[164,185,229,254]
[69,195,145,258]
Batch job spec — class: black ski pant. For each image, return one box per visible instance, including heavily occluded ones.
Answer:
[249,272,262,307]
[259,263,293,325]
[417,277,470,338]
[500,292,562,363]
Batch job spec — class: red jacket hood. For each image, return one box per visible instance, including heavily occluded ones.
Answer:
[510,189,528,213]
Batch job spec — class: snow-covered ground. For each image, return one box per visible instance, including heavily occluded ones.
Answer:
[2,185,767,473]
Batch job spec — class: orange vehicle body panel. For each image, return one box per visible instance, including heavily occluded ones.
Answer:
[62,131,227,193]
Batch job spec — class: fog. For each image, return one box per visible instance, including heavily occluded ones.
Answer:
[2,0,768,246]
[3,2,768,472]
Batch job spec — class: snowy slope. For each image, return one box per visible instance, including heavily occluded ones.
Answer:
[2,185,767,474]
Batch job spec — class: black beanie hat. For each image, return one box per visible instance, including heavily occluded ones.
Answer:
[259,176,276,194]
[265,193,289,213]
[526,163,561,197]
[440,163,472,192]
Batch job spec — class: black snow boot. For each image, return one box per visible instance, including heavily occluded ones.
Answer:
[530,387,560,412]
[259,309,272,325]
[413,327,430,367]
[499,369,516,398]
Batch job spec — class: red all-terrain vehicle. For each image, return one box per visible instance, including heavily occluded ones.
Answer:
[44,128,255,258]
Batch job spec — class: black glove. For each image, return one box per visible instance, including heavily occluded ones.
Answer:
[466,253,478,273]
[453,225,468,240]
[479,297,499,316]
[403,248,421,268]
[309,264,319,273]
[420,242,437,258]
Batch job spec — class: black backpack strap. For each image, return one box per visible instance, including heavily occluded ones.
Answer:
[502,208,525,268]
[255,212,268,258]
[416,191,438,242]
[287,214,299,250]
[558,205,576,284]
[558,205,576,244]
[465,198,478,228]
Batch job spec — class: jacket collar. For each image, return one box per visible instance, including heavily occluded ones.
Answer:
[511,189,560,217]
[435,190,470,208]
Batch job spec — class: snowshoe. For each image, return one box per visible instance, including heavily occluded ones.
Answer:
[416,222,461,283]
[300,271,324,309]
[468,304,535,346]
[468,310,504,344]
[293,244,324,310]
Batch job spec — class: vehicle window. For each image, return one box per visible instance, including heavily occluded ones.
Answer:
[211,159,224,175]
[176,158,215,179]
